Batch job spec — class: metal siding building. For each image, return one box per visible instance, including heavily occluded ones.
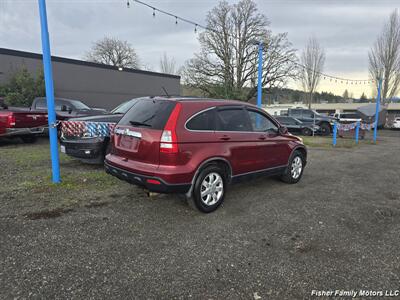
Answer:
[0,48,181,110]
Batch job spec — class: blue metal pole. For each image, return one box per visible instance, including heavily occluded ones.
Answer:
[332,122,337,146]
[355,120,360,144]
[373,79,382,144]
[257,41,263,108]
[38,0,60,183]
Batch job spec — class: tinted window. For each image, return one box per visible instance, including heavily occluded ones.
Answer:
[217,108,251,132]
[302,110,314,118]
[186,108,216,131]
[118,99,176,130]
[35,99,47,109]
[290,109,302,117]
[248,110,279,133]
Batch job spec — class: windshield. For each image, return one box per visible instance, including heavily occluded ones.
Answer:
[69,100,90,110]
[111,98,140,114]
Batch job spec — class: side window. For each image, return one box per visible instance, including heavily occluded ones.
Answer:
[290,109,302,117]
[186,108,216,131]
[55,100,63,111]
[302,110,314,118]
[247,110,279,134]
[216,108,251,132]
[35,99,47,110]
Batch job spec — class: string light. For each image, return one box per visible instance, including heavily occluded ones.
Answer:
[125,0,373,84]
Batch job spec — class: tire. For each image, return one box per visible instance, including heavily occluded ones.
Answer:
[320,123,331,136]
[188,165,227,213]
[281,151,305,184]
[302,127,312,136]
[21,136,37,144]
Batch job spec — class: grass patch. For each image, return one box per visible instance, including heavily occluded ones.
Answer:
[302,136,372,149]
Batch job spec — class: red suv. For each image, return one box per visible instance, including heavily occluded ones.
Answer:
[105,97,307,213]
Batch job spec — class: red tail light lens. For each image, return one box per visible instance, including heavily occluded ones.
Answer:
[160,103,181,153]
[7,114,16,127]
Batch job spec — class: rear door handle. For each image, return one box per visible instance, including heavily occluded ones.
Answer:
[219,135,231,141]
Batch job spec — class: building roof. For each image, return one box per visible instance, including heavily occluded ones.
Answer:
[0,48,180,80]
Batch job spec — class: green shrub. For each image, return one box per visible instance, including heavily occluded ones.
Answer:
[0,67,45,107]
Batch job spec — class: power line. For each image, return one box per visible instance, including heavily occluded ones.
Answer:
[126,0,375,84]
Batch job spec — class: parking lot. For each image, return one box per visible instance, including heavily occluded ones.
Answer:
[0,131,399,299]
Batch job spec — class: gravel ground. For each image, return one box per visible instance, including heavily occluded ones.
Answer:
[0,131,399,299]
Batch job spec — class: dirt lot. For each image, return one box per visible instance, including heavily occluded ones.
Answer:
[0,131,399,299]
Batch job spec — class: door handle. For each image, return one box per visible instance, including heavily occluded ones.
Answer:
[258,135,266,140]
[219,135,231,141]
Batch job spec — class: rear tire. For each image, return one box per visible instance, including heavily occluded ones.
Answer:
[281,151,305,184]
[188,165,227,213]
[320,123,331,136]
[302,127,312,136]
[21,136,37,144]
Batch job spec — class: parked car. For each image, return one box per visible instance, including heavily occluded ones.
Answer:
[60,98,139,164]
[31,97,107,120]
[0,107,48,143]
[392,117,400,129]
[332,112,362,123]
[105,97,307,213]
[275,116,319,136]
[285,108,335,135]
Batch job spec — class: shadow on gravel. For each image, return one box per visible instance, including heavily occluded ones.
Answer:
[24,208,74,220]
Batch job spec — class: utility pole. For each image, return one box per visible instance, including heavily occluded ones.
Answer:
[257,41,263,108]
[38,0,61,183]
[373,78,383,144]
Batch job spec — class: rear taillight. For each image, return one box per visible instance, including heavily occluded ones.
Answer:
[160,102,182,153]
[7,114,16,127]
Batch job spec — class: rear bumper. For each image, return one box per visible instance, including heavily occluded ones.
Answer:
[104,160,191,194]
[4,127,45,137]
[60,138,105,160]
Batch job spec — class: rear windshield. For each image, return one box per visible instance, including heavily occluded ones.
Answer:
[118,99,176,129]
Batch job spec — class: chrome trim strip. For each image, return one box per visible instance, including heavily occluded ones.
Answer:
[114,128,142,138]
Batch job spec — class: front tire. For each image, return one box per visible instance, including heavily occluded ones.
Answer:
[188,165,227,213]
[320,123,331,136]
[281,151,305,184]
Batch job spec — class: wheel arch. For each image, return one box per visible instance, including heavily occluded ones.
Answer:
[186,157,233,198]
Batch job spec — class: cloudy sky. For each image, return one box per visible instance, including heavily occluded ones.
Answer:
[0,0,398,97]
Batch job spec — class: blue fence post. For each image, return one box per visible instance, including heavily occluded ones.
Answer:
[373,79,382,144]
[38,0,60,183]
[355,121,360,144]
[332,122,337,146]
[257,41,263,108]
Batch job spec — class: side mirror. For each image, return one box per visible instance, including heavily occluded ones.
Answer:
[279,126,288,135]
[60,105,67,112]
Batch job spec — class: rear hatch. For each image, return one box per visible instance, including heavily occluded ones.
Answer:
[112,98,176,168]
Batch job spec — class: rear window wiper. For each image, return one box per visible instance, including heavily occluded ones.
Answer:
[129,121,151,127]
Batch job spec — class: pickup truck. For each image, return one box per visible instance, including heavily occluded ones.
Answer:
[31,97,107,120]
[0,107,48,143]
[60,98,139,163]
[285,108,336,136]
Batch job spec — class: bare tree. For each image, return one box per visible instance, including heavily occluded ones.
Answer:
[182,0,297,101]
[299,36,325,109]
[369,9,400,102]
[85,37,140,68]
[159,52,178,75]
